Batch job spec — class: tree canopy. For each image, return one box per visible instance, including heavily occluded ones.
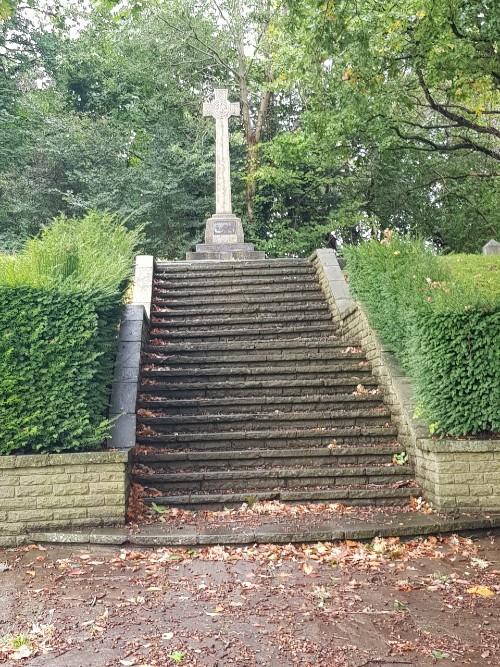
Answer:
[1,0,498,256]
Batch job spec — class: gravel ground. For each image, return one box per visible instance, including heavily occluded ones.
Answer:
[0,533,499,666]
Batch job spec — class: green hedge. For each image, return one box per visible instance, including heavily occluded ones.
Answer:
[0,212,139,454]
[344,239,500,436]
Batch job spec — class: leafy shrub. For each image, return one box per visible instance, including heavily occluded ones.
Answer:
[344,239,500,436]
[0,211,139,455]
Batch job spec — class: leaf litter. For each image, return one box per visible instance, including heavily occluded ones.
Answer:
[0,534,498,665]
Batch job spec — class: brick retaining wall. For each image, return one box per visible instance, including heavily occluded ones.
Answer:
[0,450,129,544]
[311,248,500,513]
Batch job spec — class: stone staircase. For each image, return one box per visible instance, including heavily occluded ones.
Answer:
[133,259,417,509]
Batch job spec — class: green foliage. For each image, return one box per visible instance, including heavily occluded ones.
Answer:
[0,211,140,292]
[1,0,498,257]
[412,307,499,436]
[439,254,500,302]
[271,0,500,253]
[345,239,500,436]
[344,238,446,366]
[0,211,137,455]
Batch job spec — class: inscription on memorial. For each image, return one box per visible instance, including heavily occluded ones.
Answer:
[214,221,236,235]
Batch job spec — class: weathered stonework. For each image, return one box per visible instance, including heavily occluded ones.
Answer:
[108,255,152,450]
[311,248,500,512]
[415,440,500,510]
[0,450,130,545]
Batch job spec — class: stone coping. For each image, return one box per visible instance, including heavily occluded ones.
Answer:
[2,511,499,548]
[0,449,129,469]
[418,439,500,454]
[108,254,154,450]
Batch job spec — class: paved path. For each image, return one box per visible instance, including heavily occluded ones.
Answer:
[1,533,499,666]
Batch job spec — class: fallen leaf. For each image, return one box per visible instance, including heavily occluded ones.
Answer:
[467,585,495,598]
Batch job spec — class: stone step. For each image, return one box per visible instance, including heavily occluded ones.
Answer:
[149,312,333,329]
[155,259,311,272]
[137,393,384,414]
[140,363,372,384]
[134,443,403,469]
[139,376,380,398]
[152,292,326,307]
[135,449,402,471]
[148,324,336,341]
[145,337,345,354]
[136,425,399,450]
[153,283,322,299]
[154,267,315,282]
[142,351,366,367]
[151,302,330,317]
[154,275,318,290]
[142,485,417,510]
[134,465,414,492]
[138,408,390,434]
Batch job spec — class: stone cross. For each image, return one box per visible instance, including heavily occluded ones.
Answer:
[203,88,240,215]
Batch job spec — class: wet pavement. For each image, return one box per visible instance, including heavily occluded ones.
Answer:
[0,533,499,666]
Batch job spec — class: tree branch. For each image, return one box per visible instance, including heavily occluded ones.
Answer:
[417,69,500,140]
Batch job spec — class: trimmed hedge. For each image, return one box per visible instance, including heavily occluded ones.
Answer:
[0,212,138,455]
[345,239,500,436]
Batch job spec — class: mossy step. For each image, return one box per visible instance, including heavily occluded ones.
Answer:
[155,259,311,271]
[135,464,412,482]
[142,485,416,509]
[154,265,314,279]
[134,468,413,492]
[137,393,383,414]
[134,443,403,466]
[136,425,399,450]
[153,293,326,307]
[151,304,330,317]
[133,442,403,465]
[138,408,391,434]
[141,361,371,377]
[153,284,322,298]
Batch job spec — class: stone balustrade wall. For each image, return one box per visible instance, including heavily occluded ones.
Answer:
[311,248,500,512]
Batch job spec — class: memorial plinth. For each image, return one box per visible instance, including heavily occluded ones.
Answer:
[187,88,265,261]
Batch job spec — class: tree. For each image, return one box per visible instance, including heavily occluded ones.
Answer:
[269,0,500,251]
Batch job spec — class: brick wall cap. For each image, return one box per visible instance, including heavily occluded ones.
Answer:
[417,438,500,454]
[0,450,130,469]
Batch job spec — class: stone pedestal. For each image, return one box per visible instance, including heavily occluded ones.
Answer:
[204,214,244,244]
[188,213,265,260]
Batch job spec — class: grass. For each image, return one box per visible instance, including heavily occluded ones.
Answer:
[439,254,500,301]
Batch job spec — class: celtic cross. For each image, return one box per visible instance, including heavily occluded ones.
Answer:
[203,89,240,215]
